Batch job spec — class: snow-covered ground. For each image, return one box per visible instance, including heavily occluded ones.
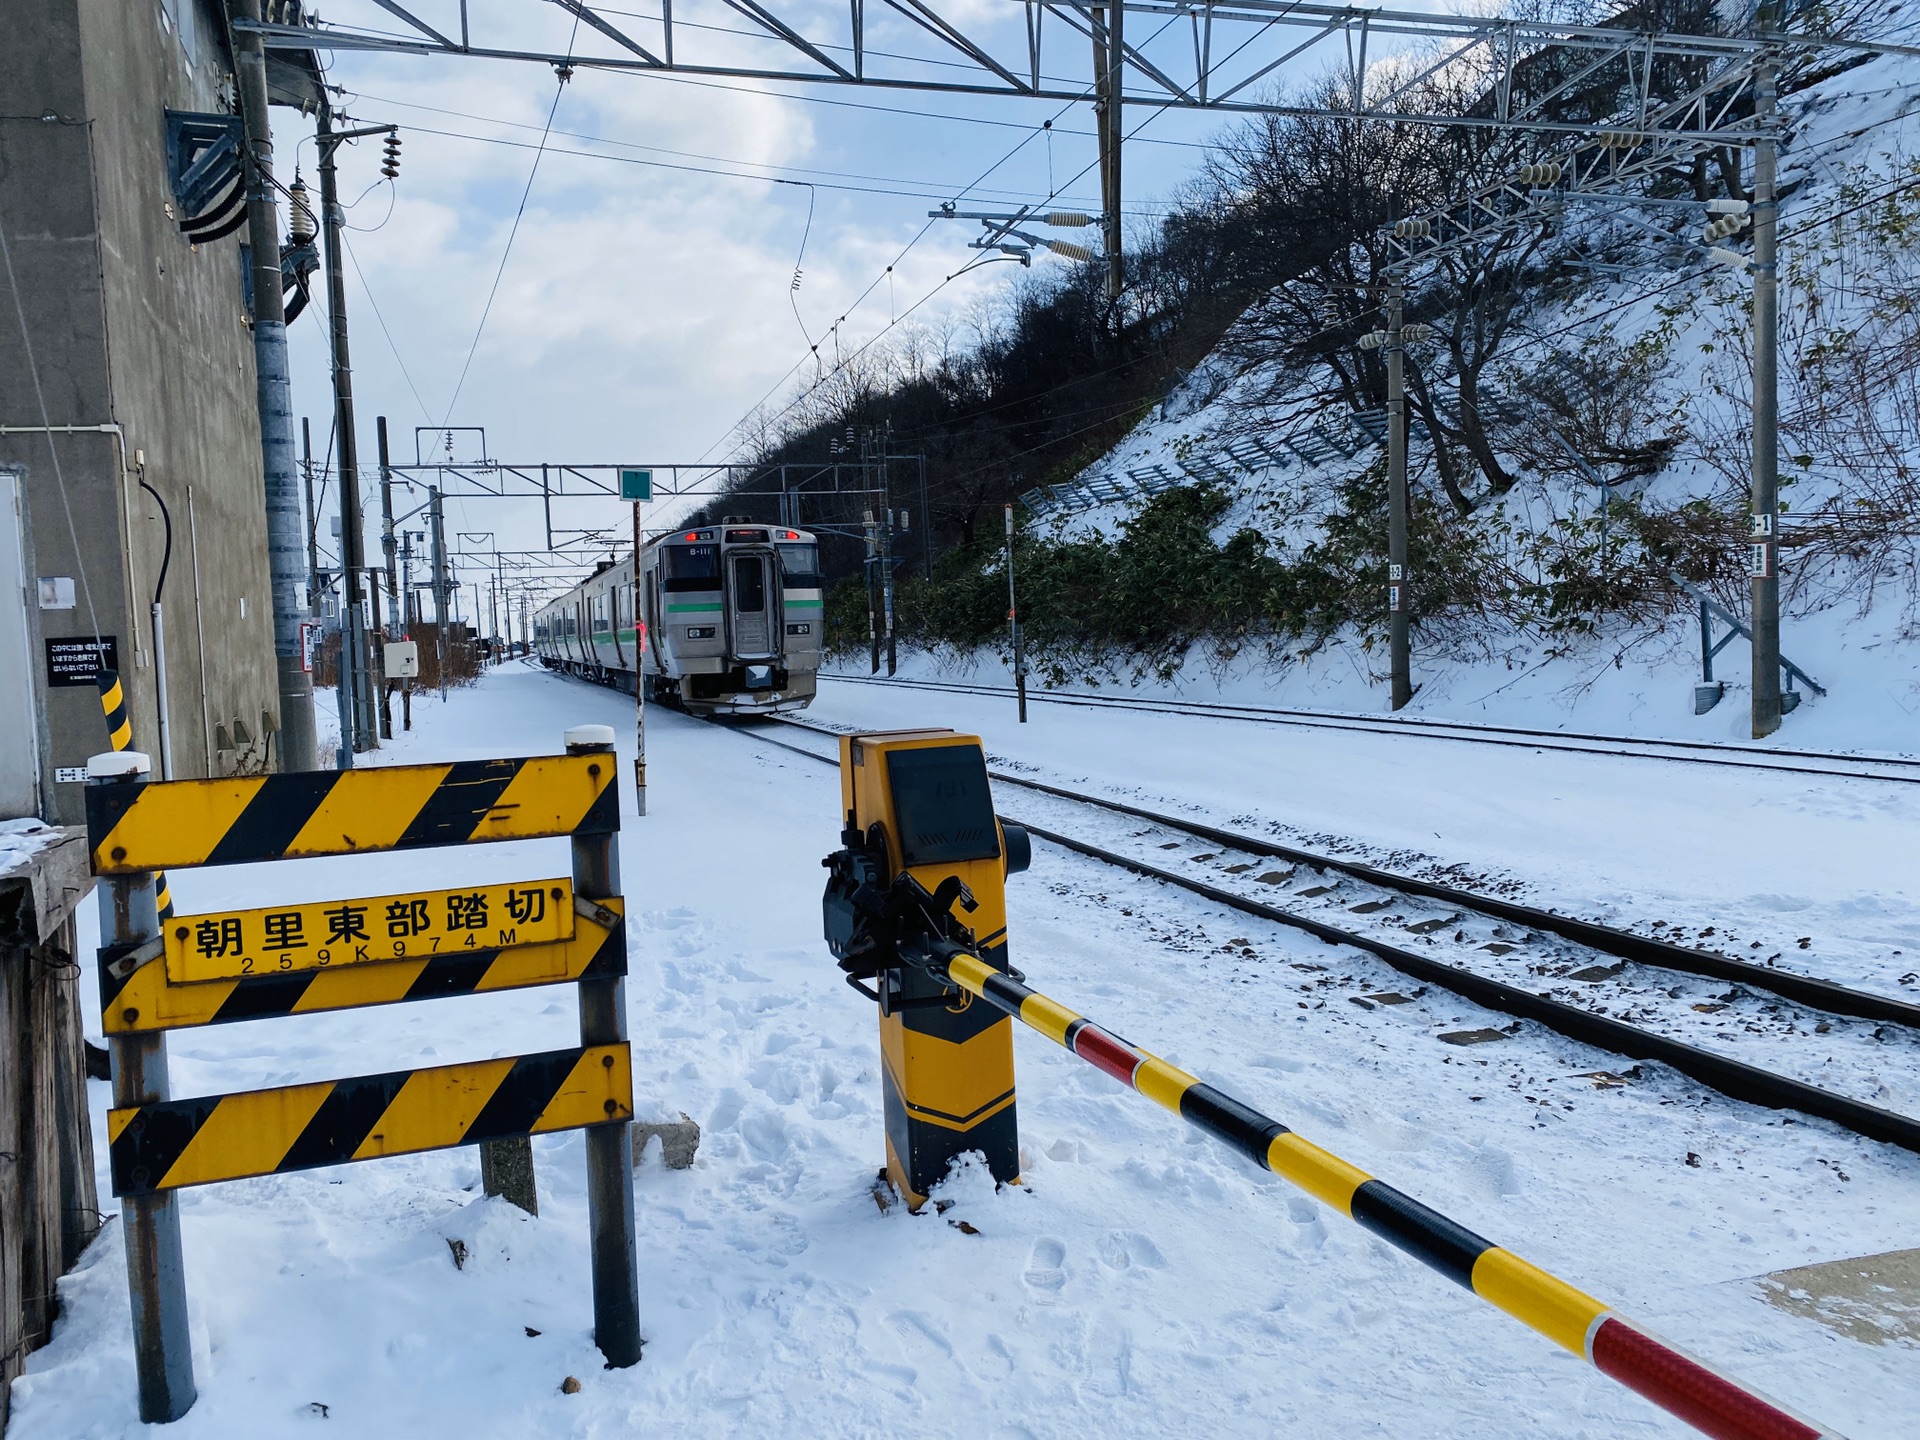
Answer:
[10,662,1916,1438]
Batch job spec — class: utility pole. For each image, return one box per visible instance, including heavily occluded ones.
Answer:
[227,0,318,772]
[881,443,897,677]
[1749,7,1783,738]
[864,509,881,675]
[317,99,385,753]
[375,416,399,735]
[378,416,400,637]
[1091,4,1125,304]
[1005,503,1027,723]
[1386,277,1412,710]
[301,418,319,613]
[429,486,450,702]
[632,498,647,816]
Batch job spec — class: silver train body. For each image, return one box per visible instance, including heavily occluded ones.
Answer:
[532,523,822,715]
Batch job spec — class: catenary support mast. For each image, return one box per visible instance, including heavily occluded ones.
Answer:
[227,0,317,771]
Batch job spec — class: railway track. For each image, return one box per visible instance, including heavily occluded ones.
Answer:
[733,716,1920,1155]
[820,671,1920,786]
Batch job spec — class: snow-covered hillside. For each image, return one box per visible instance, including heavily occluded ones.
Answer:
[1004,15,1920,748]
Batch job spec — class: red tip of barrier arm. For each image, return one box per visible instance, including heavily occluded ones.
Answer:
[1589,1317,1833,1440]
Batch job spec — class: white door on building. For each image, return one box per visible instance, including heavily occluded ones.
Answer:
[0,471,42,819]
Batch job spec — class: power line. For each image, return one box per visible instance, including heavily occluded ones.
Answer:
[441,24,580,428]
[0,190,102,647]
[341,233,432,423]
[380,119,1119,209]
[349,78,1227,153]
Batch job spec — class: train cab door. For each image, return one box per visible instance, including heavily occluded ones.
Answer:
[727,549,777,660]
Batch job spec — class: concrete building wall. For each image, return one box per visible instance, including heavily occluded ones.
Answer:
[0,0,283,823]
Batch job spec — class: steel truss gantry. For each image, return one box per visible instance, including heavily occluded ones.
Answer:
[245,1,1883,141]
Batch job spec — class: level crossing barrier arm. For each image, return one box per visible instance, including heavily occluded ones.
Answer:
[927,940,1841,1440]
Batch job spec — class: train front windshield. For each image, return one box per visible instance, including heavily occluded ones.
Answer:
[776,543,819,586]
[664,544,721,589]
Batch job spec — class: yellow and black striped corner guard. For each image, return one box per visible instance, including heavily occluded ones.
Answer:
[98,898,625,1035]
[108,1044,634,1196]
[94,670,173,919]
[84,753,619,875]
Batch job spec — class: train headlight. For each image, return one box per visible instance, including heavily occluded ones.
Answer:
[686,626,716,639]
[786,622,812,636]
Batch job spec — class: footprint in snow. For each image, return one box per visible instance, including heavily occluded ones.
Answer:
[1095,1231,1166,1271]
[1023,1238,1066,1296]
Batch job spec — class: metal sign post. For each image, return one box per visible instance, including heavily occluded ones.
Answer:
[566,725,642,1365]
[89,752,195,1424]
[620,469,650,817]
[1004,504,1027,723]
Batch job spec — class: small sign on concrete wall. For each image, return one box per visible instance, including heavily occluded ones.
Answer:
[37,577,75,609]
[45,635,118,687]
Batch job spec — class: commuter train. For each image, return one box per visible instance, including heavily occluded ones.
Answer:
[532,521,822,715]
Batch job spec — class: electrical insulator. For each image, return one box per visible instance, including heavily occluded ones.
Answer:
[1706,198,1751,216]
[1707,245,1750,270]
[1597,131,1645,149]
[1357,330,1391,350]
[381,132,402,180]
[1400,323,1434,343]
[1702,213,1750,242]
[1513,161,1563,186]
[1044,212,1094,228]
[287,174,316,246]
[1043,239,1096,262]
[898,510,910,533]
[1393,218,1431,239]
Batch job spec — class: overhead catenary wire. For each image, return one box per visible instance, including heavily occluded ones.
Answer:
[440,16,582,430]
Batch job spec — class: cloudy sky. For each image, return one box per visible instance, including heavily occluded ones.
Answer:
[272,0,1378,617]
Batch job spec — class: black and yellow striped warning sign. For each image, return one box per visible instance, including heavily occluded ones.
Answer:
[101,898,624,1035]
[161,878,577,984]
[95,670,174,919]
[85,754,618,875]
[108,1043,634,1195]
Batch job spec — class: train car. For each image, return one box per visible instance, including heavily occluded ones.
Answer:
[533,520,821,716]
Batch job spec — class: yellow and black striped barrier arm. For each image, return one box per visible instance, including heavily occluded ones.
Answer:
[85,753,618,875]
[108,1043,633,1196]
[100,897,624,1035]
[95,670,173,919]
[940,951,1841,1440]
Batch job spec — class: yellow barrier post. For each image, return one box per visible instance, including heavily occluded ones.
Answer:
[824,729,1030,1206]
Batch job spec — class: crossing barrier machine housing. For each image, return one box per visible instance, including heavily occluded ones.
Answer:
[820,726,1842,1440]
[820,727,1030,1205]
[86,726,641,1423]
